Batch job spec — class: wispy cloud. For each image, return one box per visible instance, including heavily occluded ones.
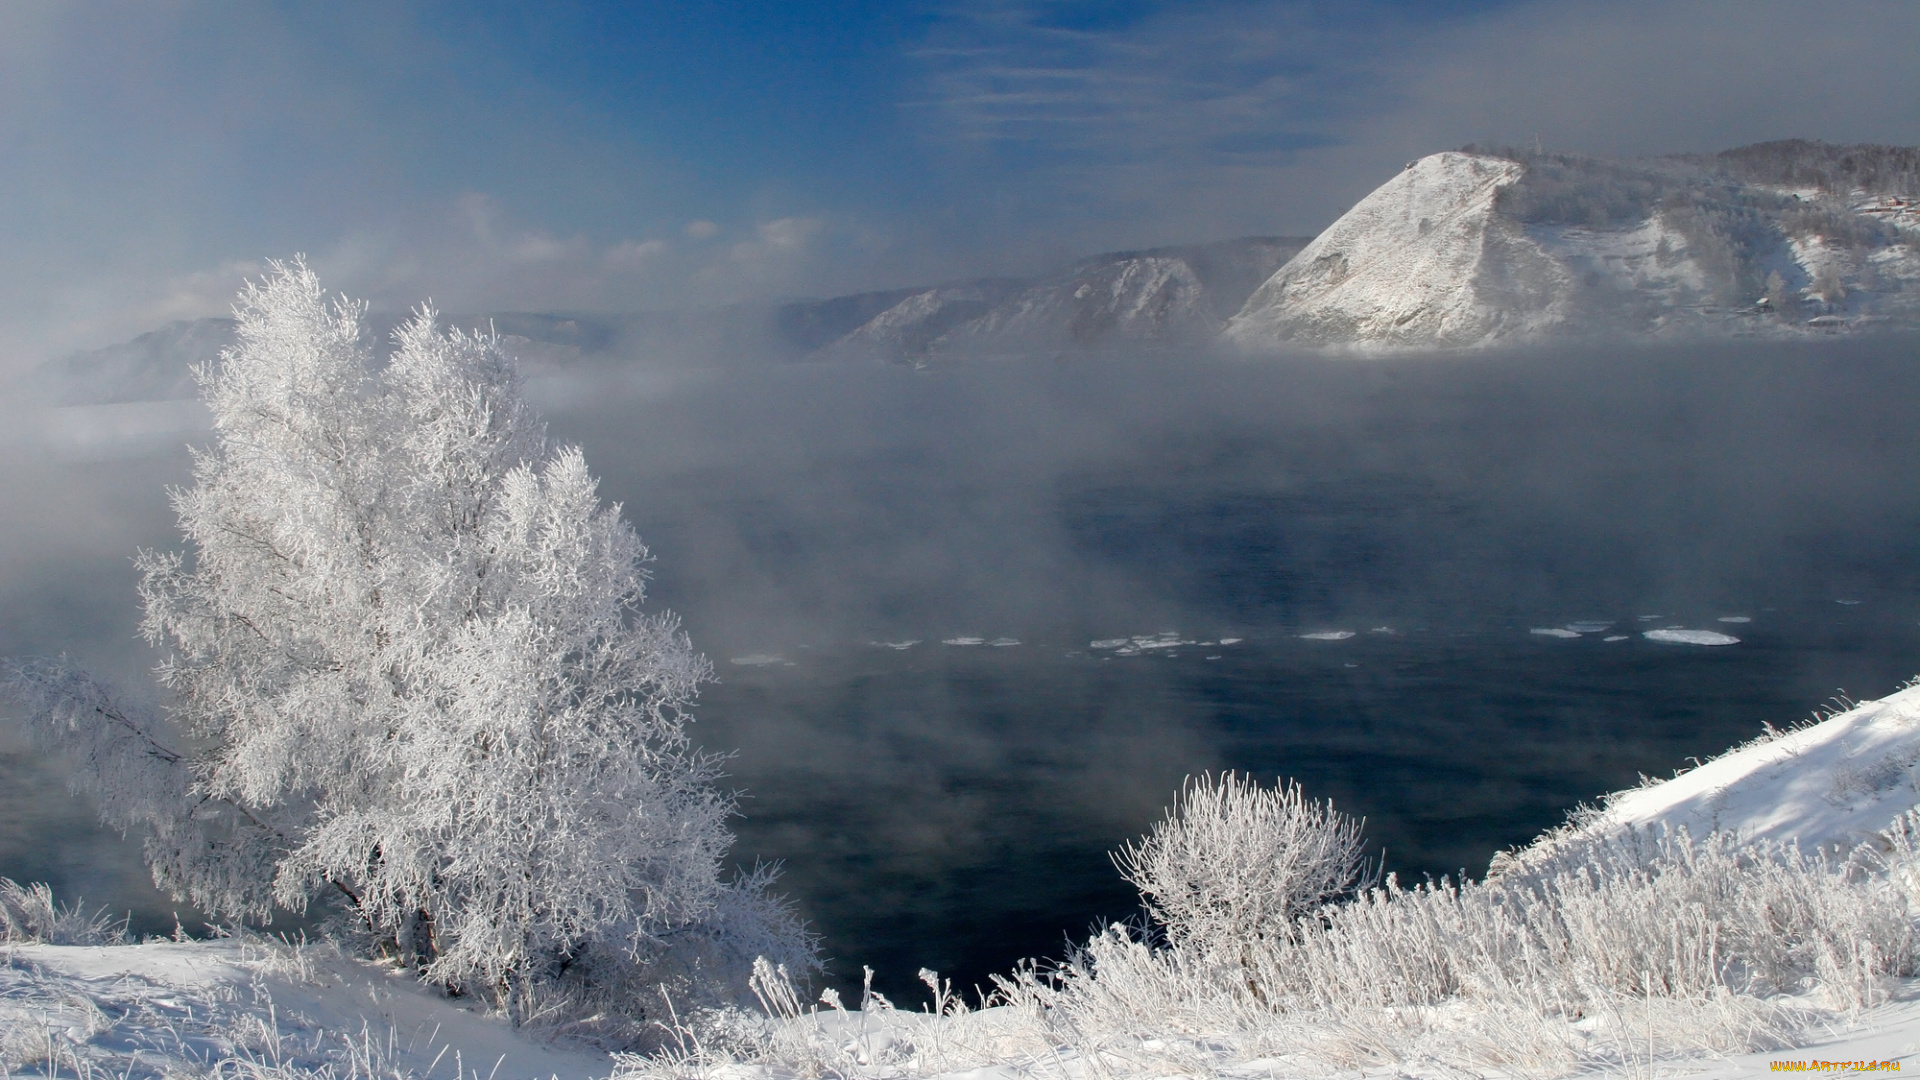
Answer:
[908,2,1352,167]
[903,0,1920,245]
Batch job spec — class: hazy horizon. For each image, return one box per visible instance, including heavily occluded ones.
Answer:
[6,0,1920,377]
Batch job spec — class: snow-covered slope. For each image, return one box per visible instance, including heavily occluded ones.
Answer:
[1593,682,1920,851]
[818,279,1024,363]
[1227,152,1566,349]
[0,937,611,1080]
[941,254,1215,351]
[811,237,1306,364]
[1230,142,1920,350]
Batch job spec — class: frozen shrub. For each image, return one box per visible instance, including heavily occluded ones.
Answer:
[0,878,127,945]
[1112,773,1366,956]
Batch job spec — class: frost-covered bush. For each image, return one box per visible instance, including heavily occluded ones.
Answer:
[0,878,127,945]
[2,260,814,1033]
[1112,773,1366,956]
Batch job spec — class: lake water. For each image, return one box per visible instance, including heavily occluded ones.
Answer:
[4,340,1920,1004]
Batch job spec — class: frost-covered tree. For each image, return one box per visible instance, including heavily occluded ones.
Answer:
[4,260,813,1030]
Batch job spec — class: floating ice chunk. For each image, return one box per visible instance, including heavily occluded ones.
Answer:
[1531,628,1581,639]
[989,637,1021,647]
[1300,630,1355,641]
[1218,637,1244,645]
[1638,614,1663,621]
[1837,599,1864,606]
[1090,638,1129,650]
[730,654,786,666]
[943,637,985,646]
[1565,621,1613,633]
[872,640,920,650]
[1369,626,1396,634]
[1205,655,1222,660]
[1643,628,1740,646]
[1716,616,1751,624]
[1602,635,1630,642]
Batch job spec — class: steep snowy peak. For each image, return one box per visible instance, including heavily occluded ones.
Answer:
[1226,152,1565,350]
[1228,142,1920,350]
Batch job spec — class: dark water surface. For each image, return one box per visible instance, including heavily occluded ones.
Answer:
[5,340,1920,1004]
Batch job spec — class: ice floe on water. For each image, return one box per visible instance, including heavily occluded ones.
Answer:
[989,637,1020,647]
[1717,616,1752,624]
[1837,598,1864,605]
[1643,628,1741,646]
[1603,635,1630,642]
[1638,614,1663,621]
[1299,630,1355,641]
[1530,627,1582,639]
[1564,621,1613,633]
[942,636,985,646]
[729,653,790,666]
[871,639,920,650]
[1118,632,1194,655]
[1091,632,1241,653]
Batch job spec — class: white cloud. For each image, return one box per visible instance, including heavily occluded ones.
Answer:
[750,216,824,253]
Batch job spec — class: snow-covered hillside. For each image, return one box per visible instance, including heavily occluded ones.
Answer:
[1590,682,1920,852]
[1225,152,1564,348]
[1229,142,1920,350]
[818,237,1305,364]
[0,935,612,1080]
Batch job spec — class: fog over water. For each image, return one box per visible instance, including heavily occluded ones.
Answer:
[5,337,1920,1002]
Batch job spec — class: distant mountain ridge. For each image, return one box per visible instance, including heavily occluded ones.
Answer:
[24,237,1308,404]
[26,140,1920,405]
[812,237,1308,364]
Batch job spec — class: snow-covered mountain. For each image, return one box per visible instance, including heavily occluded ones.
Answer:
[807,236,1307,364]
[1226,153,1561,348]
[1230,140,1920,350]
[24,141,1920,398]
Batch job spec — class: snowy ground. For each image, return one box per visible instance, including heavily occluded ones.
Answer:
[12,682,1920,1079]
[0,937,610,1080]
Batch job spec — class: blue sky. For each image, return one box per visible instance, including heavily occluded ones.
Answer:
[4,0,1919,368]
